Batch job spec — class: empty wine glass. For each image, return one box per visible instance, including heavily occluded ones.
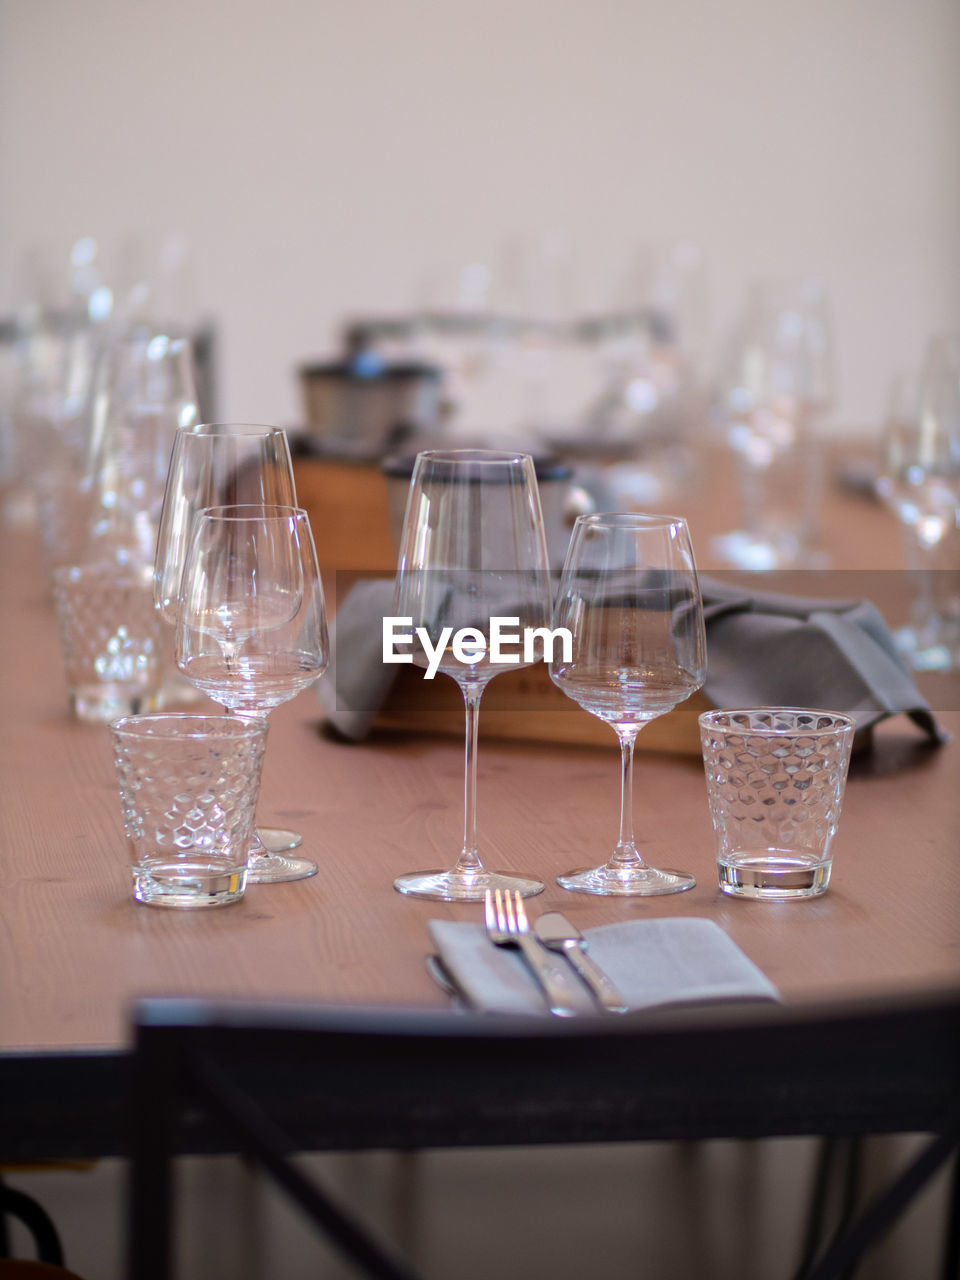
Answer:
[549,512,706,895]
[392,449,553,900]
[154,422,303,861]
[175,505,329,882]
[154,423,297,620]
[713,278,834,570]
[878,334,960,671]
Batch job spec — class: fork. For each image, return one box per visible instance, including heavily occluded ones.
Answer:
[484,888,579,1017]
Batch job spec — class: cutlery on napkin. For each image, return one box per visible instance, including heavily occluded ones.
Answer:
[428,917,781,1017]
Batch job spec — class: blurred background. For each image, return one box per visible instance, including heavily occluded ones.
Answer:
[1,0,958,435]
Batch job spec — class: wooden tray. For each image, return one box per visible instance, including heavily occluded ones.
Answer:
[374,661,711,755]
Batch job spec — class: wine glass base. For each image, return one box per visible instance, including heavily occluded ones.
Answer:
[246,852,318,884]
[711,530,829,572]
[256,826,305,853]
[394,869,544,902]
[557,865,696,897]
[893,624,959,673]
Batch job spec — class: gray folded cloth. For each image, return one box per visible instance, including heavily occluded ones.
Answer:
[319,579,405,740]
[428,917,781,1016]
[319,575,947,745]
[698,577,947,744]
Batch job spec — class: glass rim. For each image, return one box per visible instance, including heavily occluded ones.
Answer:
[179,422,288,437]
[698,707,856,735]
[414,448,533,467]
[192,503,307,522]
[111,713,268,741]
[573,511,689,531]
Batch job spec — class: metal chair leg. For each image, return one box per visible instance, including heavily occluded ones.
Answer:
[0,1181,65,1265]
[941,1148,960,1280]
[803,1125,960,1280]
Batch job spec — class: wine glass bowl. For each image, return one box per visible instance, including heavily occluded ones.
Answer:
[175,505,328,883]
[154,423,297,626]
[392,449,553,901]
[549,512,706,895]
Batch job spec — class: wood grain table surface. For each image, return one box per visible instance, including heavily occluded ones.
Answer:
[2,452,958,1061]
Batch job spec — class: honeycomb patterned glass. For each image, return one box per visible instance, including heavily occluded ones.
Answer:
[52,562,162,722]
[699,708,855,899]
[111,713,268,908]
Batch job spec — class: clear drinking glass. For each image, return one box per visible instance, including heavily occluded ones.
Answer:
[392,449,553,900]
[153,423,303,861]
[52,560,163,722]
[175,506,329,883]
[549,513,706,895]
[877,334,960,671]
[111,713,269,909]
[698,708,855,899]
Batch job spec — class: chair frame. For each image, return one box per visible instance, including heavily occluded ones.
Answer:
[127,994,960,1280]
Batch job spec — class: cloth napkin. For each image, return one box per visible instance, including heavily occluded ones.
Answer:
[698,577,946,744]
[319,576,947,745]
[428,917,781,1016]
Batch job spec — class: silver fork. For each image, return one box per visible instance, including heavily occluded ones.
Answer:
[484,888,578,1017]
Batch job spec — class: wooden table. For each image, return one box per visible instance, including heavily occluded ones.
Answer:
[1,458,958,1164]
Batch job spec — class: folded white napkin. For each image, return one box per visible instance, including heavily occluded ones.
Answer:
[428,917,781,1016]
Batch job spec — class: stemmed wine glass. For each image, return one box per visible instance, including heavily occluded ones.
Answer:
[392,449,553,900]
[549,512,706,895]
[175,505,329,882]
[877,333,960,671]
[154,422,305,870]
[713,278,834,570]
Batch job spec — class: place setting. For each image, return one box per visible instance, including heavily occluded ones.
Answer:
[52,423,939,939]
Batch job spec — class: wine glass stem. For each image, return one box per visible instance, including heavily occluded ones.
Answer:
[457,686,484,877]
[612,727,645,871]
[226,705,270,856]
[741,461,768,541]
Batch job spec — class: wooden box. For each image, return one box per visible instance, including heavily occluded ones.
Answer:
[374,661,711,755]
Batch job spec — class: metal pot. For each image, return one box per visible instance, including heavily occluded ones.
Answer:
[298,353,442,460]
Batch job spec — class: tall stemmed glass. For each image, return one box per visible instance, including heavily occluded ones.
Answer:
[714,278,834,570]
[154,422,304,865]
[878,333,960,671]
[393,449,552,900]
[549,513,706,895]
[175,505,329,882]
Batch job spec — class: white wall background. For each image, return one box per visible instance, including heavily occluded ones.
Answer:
[1,0,958,433]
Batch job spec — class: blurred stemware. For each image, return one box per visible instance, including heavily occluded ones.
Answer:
[878,335,960,671]
[392,449,553,900]
[549,512,706,895]
[154,422,309,874]
[82,329,199,569]
[713,277,834,570]
[175,505,329,882]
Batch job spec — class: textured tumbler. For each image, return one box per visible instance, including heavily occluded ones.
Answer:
[52,561,162,722]
[111,713,268,908]
[699,708,855,899]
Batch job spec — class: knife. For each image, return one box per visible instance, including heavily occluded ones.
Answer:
[533,913,629,1014]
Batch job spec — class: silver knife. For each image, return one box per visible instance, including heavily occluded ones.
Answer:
[533,913,629,1014]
